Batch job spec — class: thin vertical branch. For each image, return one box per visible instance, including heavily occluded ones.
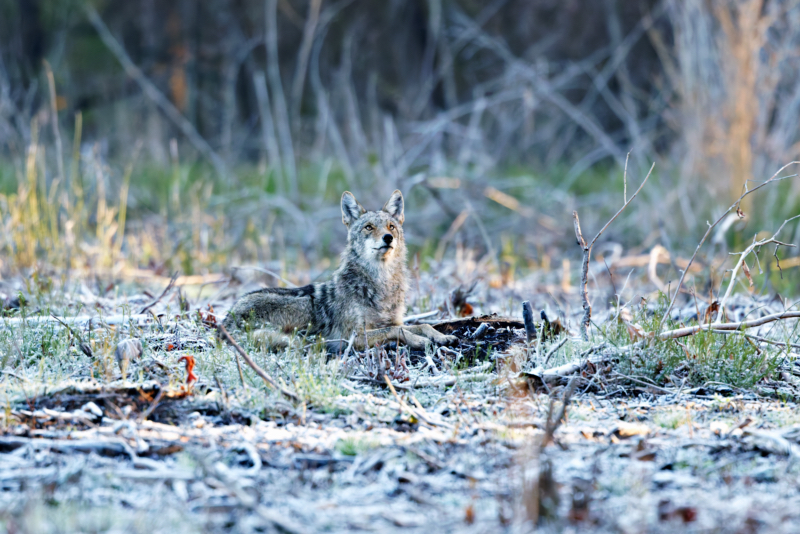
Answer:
[290,0,323,128]
[265,0,297,198]
[254,71,284,192]
[574,163,654,340]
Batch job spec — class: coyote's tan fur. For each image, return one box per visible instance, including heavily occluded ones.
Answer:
[224,190,457,350]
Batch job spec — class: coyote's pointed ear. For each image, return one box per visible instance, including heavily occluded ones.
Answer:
[382,189,404,225]
[341,191,366,227]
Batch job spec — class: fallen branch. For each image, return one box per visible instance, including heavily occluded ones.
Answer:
[137,388,164,423]
[403,310,440,323]
[709,330,800,350]
[217,324,299,401]
[0,436,136,459]
[522,301,537,344]
[384,376,452,429]
[659,311,800,339]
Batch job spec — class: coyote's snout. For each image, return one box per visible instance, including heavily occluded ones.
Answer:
[223,190,457,350]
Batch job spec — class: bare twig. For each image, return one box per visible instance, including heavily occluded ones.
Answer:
[137,388,164,423]
[265,0,297,197]
[138,272,178,315]
[43,61,65,191]
[50,314,93,357]
[715,215,800,323]
[217,324,299,401]
[611,371,676,395]
[383,376,451,429]
[708,330,800,350]
[574,162,654,340]
[543,337,569,367]
[290,0,323,123]
[661,162,800,325]
[403,310,439,323]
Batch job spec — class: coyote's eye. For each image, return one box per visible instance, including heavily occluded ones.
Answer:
[364,224,374,231]
[388,224,395,231]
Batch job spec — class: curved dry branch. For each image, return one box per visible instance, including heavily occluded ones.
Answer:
[714,214,800,323]
[217,324,299,401]
[660,162,800,326]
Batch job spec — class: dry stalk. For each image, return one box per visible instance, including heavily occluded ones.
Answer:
[573,161,654,340]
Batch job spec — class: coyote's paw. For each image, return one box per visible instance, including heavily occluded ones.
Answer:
[402,324,458,348]
[363,325,458,350]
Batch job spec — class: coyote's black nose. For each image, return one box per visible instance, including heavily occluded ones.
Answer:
[383,234,393,245]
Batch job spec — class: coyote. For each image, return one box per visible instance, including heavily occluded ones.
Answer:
[224,190,457,350]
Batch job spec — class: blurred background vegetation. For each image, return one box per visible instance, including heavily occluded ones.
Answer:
[1,0,799,294]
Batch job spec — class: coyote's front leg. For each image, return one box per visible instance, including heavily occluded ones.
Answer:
[361,324,457,350]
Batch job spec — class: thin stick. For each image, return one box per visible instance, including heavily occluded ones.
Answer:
[234,350,246,388]
[43,61,65,195]
[574,162,654,340]
[611,371,676,395]
[623,151,629,203]
[661,162,800,325]
[290,0,323,123]
[265,0,297,197]
[138,272,178,315]
[543,337,569,367]
[541,378,576,448]
[341,330,357,361]
[217,324,299,401]
[522,301,537,345]
[383,375,449,428]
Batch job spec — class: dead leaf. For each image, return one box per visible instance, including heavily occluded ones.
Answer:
[464,503,475,525]
[742,260,753,287]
